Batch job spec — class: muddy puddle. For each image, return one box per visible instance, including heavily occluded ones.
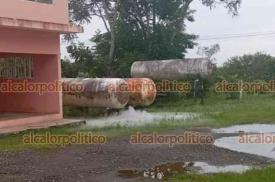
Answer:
[118,162,251,180]
[85,107,198,128]
[213,124,275,160]
[213,124,275,134]
[118,162,194,180]
[215,137,275,160]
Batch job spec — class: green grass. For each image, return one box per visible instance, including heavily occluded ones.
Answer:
[149,94,275,127]
[0,127,78,151]
[170,167,275,182]
[0,120,200,151]
[1,94,275,151]
[1,94,275,181]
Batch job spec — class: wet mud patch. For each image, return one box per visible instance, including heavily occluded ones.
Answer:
[117,161,253,180]
[118,162,194,180]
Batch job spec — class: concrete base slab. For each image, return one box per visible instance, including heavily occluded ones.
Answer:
[0,119,86,135]
[0,113,63,129]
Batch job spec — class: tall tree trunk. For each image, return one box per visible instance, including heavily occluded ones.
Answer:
[96,3,110,33]
[102,0,118,77]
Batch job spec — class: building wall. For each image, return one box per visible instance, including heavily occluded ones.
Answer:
[0,54,61,114]
[0,28,62,115]
[0,27,60,55]
[0,0,69,24]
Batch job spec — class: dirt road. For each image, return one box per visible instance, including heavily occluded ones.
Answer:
[0,128,272,182]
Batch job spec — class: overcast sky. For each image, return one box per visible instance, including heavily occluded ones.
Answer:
[61,0,275,66]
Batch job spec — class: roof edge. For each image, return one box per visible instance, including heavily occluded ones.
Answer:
[0,17,83,34]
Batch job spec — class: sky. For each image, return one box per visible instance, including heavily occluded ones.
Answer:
[61,0,275,66]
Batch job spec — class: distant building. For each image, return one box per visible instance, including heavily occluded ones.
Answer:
[0,0,83,129]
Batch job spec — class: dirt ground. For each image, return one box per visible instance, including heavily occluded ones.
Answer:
[0,128,273,182]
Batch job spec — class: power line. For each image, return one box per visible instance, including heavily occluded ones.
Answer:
[65,30,275,46]
[199,31,275,41]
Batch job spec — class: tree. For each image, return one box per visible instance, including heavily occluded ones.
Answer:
[197,43,220,62]
[62,43,98,77]
[119,0,197,59]
[69,0,120,76]
[67,0,241,77]
[216,52,275,82]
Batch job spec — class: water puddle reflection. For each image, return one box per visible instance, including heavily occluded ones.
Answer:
[193,162,251,174]
[118,161,251,180]
[213,124,275,160]
[215,136,275,159]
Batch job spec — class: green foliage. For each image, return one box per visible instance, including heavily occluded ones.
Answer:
[61,59,78,78]
[119,0,198,60]
[65,0,241,78]
[215,52,275,82]
[171,167,275,182]
[63,106,106,117]
[62,43,107,78]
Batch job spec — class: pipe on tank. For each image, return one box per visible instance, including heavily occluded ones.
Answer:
[62,78,129,109]
[125,78,157,107]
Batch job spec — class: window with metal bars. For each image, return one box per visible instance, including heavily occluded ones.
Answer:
[0,57,33,79]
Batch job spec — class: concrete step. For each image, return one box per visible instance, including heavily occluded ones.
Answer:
[0,119,86,135]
